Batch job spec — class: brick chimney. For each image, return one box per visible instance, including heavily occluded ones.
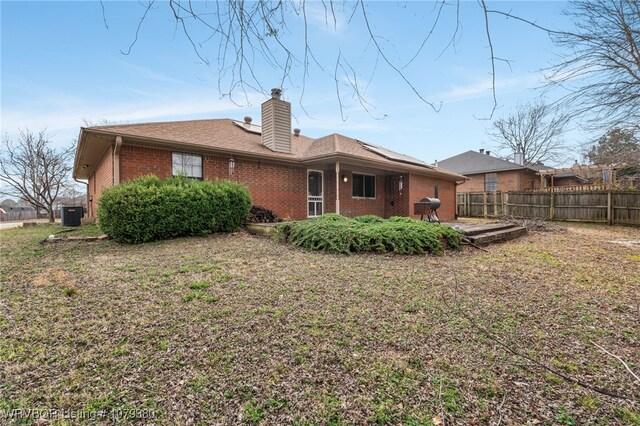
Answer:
[514,151,524,165]
[261,88,292,153]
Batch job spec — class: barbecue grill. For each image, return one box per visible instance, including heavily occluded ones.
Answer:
[414,197,441,223]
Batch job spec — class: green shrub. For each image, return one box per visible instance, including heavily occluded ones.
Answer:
[275,214,461,255]
[97,176,251,243]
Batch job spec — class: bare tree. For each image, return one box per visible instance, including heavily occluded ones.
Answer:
[57,185,88,209]
[111,1,640,128]
[490,101,571,166]
[544,0,640,131]
[107,1,522,119]
[0,130,73,222]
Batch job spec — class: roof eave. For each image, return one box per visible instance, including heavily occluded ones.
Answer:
[81,128,303,166]
[452,166,530,175]
[302,153,465,181]
[76,128,466,182]
[72,128,87,180]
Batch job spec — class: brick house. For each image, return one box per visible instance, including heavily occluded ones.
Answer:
[437,149,539,192]
[73,90,465,222]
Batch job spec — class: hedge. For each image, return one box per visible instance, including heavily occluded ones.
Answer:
[97,176,251,243]
[275,214,462,255]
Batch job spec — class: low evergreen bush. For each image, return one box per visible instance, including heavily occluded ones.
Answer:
[275,214,462,255]
[353,214,385,224]
[97,176,251,243]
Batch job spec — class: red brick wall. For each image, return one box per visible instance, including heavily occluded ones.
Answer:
[323,171,418,219]
[331,170,387,217]
[88,142,458,222]
[120,145,172,181]
[88,147,113,217]
[408,174,456,222]
[457,174,485,192]
[204,155,307,220]
[518,170,537,191]
[92,144,308,220]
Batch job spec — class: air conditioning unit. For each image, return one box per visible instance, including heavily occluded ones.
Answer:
[61,206,83,226]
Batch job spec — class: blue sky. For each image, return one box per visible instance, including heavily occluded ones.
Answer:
[1,1,582,165]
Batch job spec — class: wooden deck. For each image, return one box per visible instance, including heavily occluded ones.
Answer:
[443,221,527,246]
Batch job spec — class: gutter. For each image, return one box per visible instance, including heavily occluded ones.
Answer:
[73,177,89,217]
[113,136,123,185]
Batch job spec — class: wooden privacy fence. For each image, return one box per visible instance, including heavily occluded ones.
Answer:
[456,191,640,225]
[0,207,37,222]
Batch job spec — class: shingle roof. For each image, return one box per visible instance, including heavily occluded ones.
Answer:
[438,150,535,174]
[302,133,430,167]
[89,119,313,160]
[81,119,465,181]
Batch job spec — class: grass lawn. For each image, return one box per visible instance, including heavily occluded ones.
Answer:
[55,223,105,238]
[1,222,639,425]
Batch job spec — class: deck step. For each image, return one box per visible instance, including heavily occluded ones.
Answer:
[457,222,517,236]
[466,226,527,246]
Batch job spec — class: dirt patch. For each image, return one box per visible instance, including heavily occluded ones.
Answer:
[32,268,75,287]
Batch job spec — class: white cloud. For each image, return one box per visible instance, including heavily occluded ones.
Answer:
[1,88,264,146]
[434,73,543,103]
[115,60,193,87]
[304,1,351,34]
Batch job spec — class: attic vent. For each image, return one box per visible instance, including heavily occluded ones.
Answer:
[261,88,291,153]
[294,128,301,137]
[244,116,252,124]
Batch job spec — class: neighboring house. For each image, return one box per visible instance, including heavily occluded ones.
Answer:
[73,90,465,222]
[437,149,538,192]
[529,163,589,189]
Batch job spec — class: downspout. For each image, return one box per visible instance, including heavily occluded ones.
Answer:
[73,177,89,218]
[335,161,340,215]
[113,136,123,185]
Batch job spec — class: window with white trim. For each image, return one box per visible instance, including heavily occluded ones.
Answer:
[352,173,376,198]
[172,152,203,179]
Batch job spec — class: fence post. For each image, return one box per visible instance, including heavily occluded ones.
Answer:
[550,189,555,221]
[465,192,470,217]
[502,192,506,216]
[494,193,498,217]
[607,191,613,225]
[483,192,488,218]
